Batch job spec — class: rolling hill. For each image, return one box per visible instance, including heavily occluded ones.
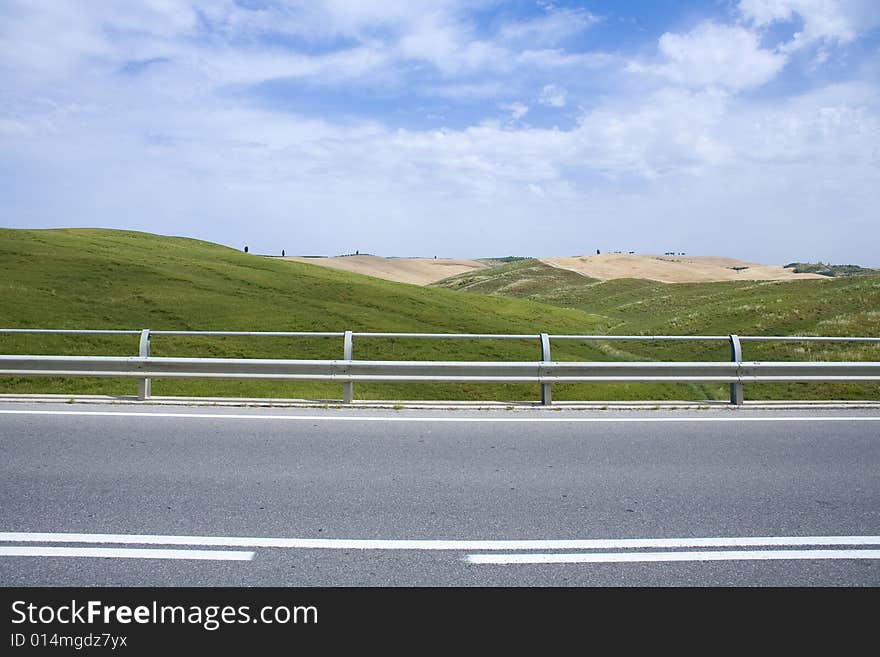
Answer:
[436,258,880,401]
[274,251,826,286]
[0,228,612,401]
[1,230,876,402]
[281,254,488,285]
[541,254,825,283]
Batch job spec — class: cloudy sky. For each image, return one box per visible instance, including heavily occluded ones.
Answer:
[2,1,878,264]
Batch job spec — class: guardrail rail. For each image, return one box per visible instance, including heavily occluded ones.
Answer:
[1,329,879,405]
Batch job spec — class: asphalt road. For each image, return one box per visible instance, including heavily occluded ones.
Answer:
[1,403,878,586]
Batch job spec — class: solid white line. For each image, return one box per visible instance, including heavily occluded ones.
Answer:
[2,532,879,551]
[0,546,254,561]
[0,409,879,423]
[465,549,880,564]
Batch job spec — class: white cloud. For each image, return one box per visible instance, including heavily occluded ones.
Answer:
[538,84,567,107]
[566,87,734,178]
[194,45,391,86]
[498,6,599,46]
[0,0,501,89]
[0,0,199,74]
[630,22,787,91]
[0,0,608,99]
[395,12,512,75]
[500,102,529,121]
[4,74,878,262]
[739,0,880,50]
[1,1,878,264]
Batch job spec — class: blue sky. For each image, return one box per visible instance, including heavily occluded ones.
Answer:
[1,1,879,264]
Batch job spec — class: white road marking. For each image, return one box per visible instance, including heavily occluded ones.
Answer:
[1,409,879,423]
[0,546,254,561]
[465,549,880,564]
[2,532,879,551]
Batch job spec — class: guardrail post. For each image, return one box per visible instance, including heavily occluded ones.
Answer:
[137,329,151,400]
[540,333,552,405]
[343,330,353,403]
[729,334,743,405]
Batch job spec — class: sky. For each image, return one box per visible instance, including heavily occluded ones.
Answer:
[1,1,879,264]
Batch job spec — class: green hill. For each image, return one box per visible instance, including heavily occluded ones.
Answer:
[436,259,880,401]
[2,231,877,402]
[0,228,617,402]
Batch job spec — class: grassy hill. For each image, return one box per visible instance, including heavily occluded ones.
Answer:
[436,259,880,401]
[0,228,619,402]
[1,231,876,402]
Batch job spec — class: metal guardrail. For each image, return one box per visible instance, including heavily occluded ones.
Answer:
[1,329,879,405]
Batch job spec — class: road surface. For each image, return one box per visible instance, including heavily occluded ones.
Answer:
[1,403,878,586]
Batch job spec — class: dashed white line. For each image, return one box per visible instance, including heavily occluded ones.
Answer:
[465,549,880,564]
[0,546,254,561]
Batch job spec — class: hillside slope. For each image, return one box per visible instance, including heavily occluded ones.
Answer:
[1,229,591,334]
[0,228,615,401]
[281,254,488,285]
[437,259,880,336]
[2,232,875,402]
[436,259,880,400]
